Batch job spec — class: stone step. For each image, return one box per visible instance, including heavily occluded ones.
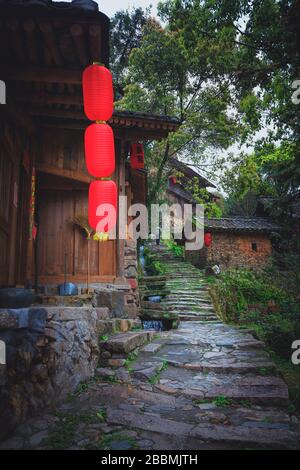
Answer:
[164,300,211,307]
[140,309,179,321]
[99,331,155,355]
[167,309,216,317]
[139,276,167,283]
[153,372,289,406]
[141,291,171,299]
[170,360,277,375]
[106,409,299,449]
[178,315,219,322]
[167,305,215,312]
[139,281,167,288]
[37,294,92,307]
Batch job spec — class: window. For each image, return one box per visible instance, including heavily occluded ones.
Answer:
[251,242,258,252]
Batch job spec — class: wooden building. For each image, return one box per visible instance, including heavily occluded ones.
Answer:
[0,0,180,289]
[166,157,217,207]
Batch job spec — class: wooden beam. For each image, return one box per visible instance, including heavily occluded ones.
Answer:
[7,19,24,64]
[0,105,36,134]
[89,25,102,63]
[39,21,62,66]
[1,66,82,84]
[23,19,38,64]
[70,24,88,66]
[15,91,83,106]
[29,107,86,120]
[36,163,92,184]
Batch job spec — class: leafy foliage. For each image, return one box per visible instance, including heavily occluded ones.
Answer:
[211,267,300,359]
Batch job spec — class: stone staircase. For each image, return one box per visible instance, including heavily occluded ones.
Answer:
[2,242,300,450]
[148,243,219,323]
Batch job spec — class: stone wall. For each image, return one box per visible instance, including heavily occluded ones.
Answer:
[206,232,272,269]
[0,306,139,440]
[123,239,140,317]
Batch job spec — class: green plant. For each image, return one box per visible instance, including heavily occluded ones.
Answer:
[164,240,184,258]
[42,412,101,450]
[213,395,233,407]
[124,350,139,369]
[148,360,168,384]
[96,407,107,422]
[97,433,139,450]
[99,335,109,342]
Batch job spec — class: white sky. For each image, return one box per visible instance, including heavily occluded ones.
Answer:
[53,1,160,18]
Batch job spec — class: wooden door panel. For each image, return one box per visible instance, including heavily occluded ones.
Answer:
[38,190,74,276]
[38,187,116,280]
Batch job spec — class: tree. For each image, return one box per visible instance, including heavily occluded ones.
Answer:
[116,16,242,203]
[111,1,299,207]
[222,142,300,220]
[110,8,150,98]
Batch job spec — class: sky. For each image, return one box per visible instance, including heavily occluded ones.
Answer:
[53,1,160,18]
[99,0,160,18]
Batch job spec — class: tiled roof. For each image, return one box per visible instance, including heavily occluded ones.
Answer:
[204,217,282,234]
[114,110,181,125]
[0,0,99,12]
[168,157,215,188]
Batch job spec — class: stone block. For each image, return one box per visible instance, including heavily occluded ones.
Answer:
[100,331,151,355]
[0,309,29,330]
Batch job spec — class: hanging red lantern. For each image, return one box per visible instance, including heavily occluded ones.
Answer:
[169,175,177,185]
[130,143,144,170]
[82,64,114,121]
[204,232,212,248]
[85,123,115,178]
[88,180,117,232]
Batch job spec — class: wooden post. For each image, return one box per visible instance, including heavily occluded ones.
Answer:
[115,139,126,282]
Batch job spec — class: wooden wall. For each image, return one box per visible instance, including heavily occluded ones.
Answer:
[0,121,32,287]
[36,127,117,284]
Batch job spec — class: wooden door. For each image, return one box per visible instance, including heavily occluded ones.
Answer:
[37,185,116,283]
[0,154,13,285]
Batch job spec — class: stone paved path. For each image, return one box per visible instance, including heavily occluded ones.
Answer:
[1,244,300,450]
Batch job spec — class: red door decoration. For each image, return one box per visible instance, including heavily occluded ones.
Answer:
[82,63,116,239]
[82,64,114,121]
[85,123,115,178]
[204,232,212,248]
[130,143,144,170]
[88,180,117,232]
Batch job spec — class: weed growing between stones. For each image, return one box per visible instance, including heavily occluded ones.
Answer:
[74,376,100,396]
[148,360,168,385]
[124,350,139,369]
[96,433,139,450]
[42,410,106,449]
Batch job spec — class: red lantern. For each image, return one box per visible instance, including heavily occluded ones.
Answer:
[88,180,117,232]
[82,64,114,121]
[130,143,144,170]
[204,232,212,248]
[85,123,115,178]
[169,175,177,185]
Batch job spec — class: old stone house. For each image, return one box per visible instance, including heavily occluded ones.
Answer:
[199,217,281,269]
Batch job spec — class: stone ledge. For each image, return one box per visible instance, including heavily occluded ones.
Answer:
[100,331,155,355]
[0,308,47,331]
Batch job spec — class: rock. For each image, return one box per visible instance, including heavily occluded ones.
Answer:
[197,403,217,410]
[29,430,49,447]
[132,366,159,381]
[100,331,154,355]
[0,437,24,450]
[141,343,162,354]
[115,369,131,383]
[108,358,126,367]
[96,368,115,379]
[116,319,129,332]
